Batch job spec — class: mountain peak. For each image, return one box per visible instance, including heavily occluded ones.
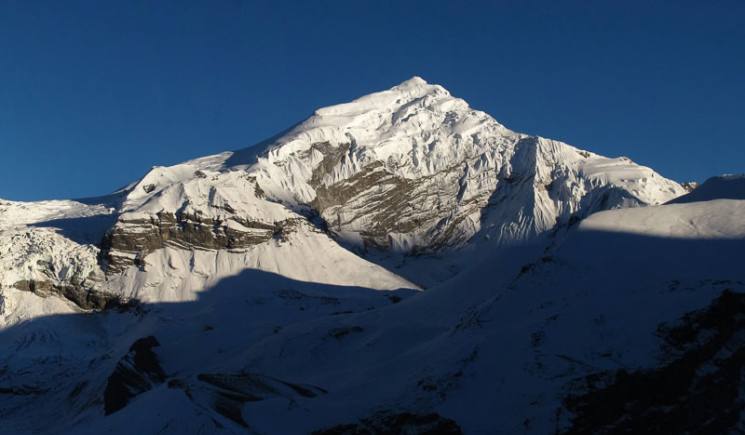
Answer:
[259,75,487,170]
[311,76,447,120]
[397,75,428,87]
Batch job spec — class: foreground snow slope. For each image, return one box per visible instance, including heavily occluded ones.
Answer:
[202,194,745,434]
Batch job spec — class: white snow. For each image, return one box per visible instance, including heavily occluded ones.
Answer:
[0,198,112,229]
[108,222,417,303]
[669,173,745,204]
[580,199,745,239]
[1,76,729,435]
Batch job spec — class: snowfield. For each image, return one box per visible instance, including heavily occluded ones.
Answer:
[580,199,745,239]
[0,77,742,434]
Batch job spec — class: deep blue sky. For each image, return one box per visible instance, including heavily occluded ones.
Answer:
[1,1,743,200]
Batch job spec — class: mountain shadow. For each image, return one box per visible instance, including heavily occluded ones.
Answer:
[0,268,417,434]
[1,227,745,434]
[30,213,118,246]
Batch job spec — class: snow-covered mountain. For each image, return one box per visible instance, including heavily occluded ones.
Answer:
[2,77,685,309]
[2,77,739,434]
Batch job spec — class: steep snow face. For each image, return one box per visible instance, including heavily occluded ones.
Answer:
[240,77,685,251]
[254,76,515,183]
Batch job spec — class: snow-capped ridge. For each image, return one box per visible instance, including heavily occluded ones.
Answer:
[669,173,745,204]
[312,76,445,117]
[398,75,428,86]
[580,198,745,239]
[0,197,113,229]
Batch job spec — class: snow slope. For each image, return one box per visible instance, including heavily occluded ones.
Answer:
[581,198,745,239]
[0,198,113,229]
[669,173,745,204]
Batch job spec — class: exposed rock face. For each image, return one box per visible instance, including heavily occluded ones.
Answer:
[312,157,480,251]
[101,212,297,273]
[563,290,745,435]
[312,411,463,435]
[0,228,102,285]
[681,181,700,193]
[104,336,166,415]
[0,227,113,312]
[12,279,129,310]
[290,135,679,253]
[94,160,303,275]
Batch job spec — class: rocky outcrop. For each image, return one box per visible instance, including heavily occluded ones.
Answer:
[101,212,301,273]
[0,227,105,304]
[12,279,131,310]
[562,290,745,434]
[681,181,700,193]
[300,136,677,254]
[104,336,166,415]
[311,157,482,251]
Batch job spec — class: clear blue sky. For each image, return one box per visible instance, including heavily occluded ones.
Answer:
[1,1,743,200]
